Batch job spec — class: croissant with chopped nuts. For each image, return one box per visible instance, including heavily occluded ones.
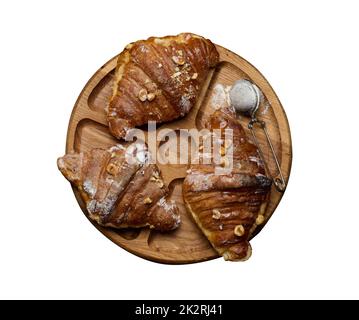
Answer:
[108,33,219,139]
[183,109,272,261]
[57,143,180,231]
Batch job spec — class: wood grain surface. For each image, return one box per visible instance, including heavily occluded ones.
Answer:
[65,45,292,264]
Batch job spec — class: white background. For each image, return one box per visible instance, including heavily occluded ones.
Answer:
[0,0,358,299]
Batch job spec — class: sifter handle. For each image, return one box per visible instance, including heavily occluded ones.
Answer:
[248,118,286,192]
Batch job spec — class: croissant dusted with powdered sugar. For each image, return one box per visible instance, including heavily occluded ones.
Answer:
[183,109,272,261]
[57,143,180,231]
[108,33,219,139]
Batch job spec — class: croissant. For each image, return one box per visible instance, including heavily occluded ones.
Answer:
[57,143,180,231]
[183,109,272,261]
[108,33,219,139]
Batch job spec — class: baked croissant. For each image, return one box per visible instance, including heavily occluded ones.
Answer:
[183,110,272,261]
[108,33,219,139]
[57,143,180,231]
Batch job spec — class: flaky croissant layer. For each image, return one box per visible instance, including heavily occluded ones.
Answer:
[183,110,272,261]
[108,33,219,139]
[58,143,180,231]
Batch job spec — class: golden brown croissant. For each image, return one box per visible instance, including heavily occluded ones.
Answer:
[57,143,180,231]
[108,33,219,139]
[183,110,272,261]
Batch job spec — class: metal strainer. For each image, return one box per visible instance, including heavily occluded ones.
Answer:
[229,79,286,192]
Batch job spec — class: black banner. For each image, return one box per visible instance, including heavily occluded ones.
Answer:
[0,300,354,319]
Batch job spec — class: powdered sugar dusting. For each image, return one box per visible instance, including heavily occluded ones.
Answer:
[157,197,181,228]
[261,102,270,115]
[133,143,148,164]
[211,84,229,110]
[210,84,236,116]
[87,200,96,214]
[186,173,214,191]
[158,197,173,212]
[87,196,117,216]
[124,142,150,165]
[83,179,96,197]
[179,95,191,114]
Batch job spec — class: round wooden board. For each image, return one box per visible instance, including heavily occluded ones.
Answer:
[65,44,292,264]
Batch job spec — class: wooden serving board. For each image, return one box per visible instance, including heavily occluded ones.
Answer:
[65,45,292,264]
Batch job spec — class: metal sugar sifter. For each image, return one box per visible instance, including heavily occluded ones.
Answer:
[229,79,286,192]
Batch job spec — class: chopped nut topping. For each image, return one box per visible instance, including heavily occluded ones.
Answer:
[150,173,164,188]
[191,73,198,80]
[158,63,162,68]
[177,50,183,56]
[172,55,185,65]
[147,92,156,101]
[212,209,221,220]
[175,67,180,72]
[106,163,119,176]
[256,214,265,225]
[185,76,191,81]
[156,180,164,188]
[138,88,148,101]
[199,145,204,151]
[143,197,152,204]
[220,146,226,156]
[234,224,245,237]
[172,71,181,78]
